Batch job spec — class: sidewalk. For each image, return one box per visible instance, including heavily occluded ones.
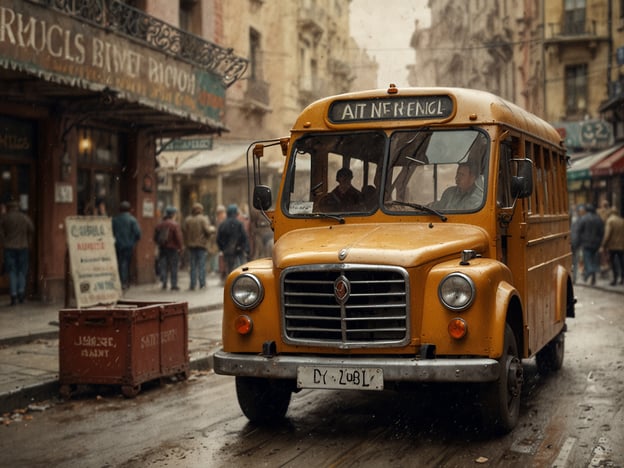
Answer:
[0,270,225,413]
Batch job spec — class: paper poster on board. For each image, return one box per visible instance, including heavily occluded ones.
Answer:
[65,216,122,307]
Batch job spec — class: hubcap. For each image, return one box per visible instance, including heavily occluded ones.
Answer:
[507,356,523,398]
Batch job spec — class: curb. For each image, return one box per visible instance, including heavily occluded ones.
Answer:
[0,350,218,414]
[574,282,624,296]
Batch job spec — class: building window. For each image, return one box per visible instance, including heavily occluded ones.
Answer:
[563,0,586,35]
[565,64,588,116]
[179,0,197,32]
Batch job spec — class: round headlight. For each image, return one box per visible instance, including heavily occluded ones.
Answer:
[438,272,475,311]
[231,274,264,310]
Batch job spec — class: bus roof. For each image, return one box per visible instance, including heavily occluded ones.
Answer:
[293,86,564,148]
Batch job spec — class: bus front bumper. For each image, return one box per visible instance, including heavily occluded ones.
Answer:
[213,350,500,383]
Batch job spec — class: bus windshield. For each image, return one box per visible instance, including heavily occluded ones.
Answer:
[284,129,489,217]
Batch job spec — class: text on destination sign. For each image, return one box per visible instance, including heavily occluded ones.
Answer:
[328,96,454,123]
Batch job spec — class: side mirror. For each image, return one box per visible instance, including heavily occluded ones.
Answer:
[511,159,533,199]
[253,185,272,211]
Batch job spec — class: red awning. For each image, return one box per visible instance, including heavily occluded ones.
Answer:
[591,145,624,177]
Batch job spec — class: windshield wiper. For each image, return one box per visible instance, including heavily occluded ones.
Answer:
[313,212,345,224]
[389,200,447,222]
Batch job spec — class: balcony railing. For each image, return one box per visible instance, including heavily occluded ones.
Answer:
[245,78,270,107]
[546,20,600,38]
[28,0,248,87]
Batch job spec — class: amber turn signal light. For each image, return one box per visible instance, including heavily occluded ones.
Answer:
[235,315,253,335]
[448,318,467,339]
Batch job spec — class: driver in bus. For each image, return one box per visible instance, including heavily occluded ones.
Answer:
[317,168,362,212]
[429,162,483,211]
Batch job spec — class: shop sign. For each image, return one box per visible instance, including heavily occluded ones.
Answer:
[0,115,34,158]
[65,216,121,308]
[164,138,214,151]
[553,120,613,150]
[0,0,225,126]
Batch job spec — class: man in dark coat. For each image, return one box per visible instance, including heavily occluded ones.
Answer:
[216,204,250,278]
[0,201,34,305]
[154,206,184,290]
[112,201,141,290]
[576,204,605,285]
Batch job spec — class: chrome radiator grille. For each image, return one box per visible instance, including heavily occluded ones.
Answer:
[281,265,409,348]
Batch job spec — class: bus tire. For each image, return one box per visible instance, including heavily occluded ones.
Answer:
[480,324,523,434]
[235,376,292,424]
[536,330,565,375]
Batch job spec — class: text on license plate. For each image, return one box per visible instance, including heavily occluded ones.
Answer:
[297,366,383,390]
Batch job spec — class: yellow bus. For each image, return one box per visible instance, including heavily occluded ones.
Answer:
[213,85,575,433]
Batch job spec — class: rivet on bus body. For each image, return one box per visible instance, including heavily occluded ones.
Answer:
[338,248,348,260]
[303,121,311,128]
[235,315,253,335]
[469,113,478,121]
[387,84,398,94]
[448,318,467,339]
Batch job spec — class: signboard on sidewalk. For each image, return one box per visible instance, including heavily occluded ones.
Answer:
[65,216,121,308]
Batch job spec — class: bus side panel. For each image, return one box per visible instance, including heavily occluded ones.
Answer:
[524,216,571,356]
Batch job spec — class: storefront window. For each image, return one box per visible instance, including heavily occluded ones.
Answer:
[77,127,125,216]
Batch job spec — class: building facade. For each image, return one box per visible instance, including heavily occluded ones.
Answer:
[409,0,624,213]
[165,0,377,238]
[0,0,246,301]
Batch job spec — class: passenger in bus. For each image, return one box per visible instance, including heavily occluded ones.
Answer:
[317,168,362,211]
[429,162,483,211]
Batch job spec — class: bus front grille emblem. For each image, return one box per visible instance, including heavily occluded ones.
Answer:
[334,275,350,304]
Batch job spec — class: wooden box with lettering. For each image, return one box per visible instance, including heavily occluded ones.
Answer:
[58,300,189,398]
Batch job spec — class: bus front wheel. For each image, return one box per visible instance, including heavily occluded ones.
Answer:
[480,324,523,434]
[235,376,292,424]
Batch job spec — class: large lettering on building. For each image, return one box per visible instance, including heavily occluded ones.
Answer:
[0,1,224,124]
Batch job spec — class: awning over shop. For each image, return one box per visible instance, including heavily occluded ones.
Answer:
[591,145,624,177]
[0,0,248,136]
[567,144,624,181]
[175,141,252,174]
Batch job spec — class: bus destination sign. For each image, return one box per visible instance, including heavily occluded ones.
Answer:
[328,95,454,123]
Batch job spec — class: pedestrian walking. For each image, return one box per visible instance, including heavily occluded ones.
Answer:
[570,204,586,284]
[112,201,141,290]
[251,208,273,259]
[0,200,34,305]
[182,202,215,290]
[601,207,624,285]
[576,203,605,285]
[216,204,250,279]
[154,206,184,290]
[597,199,612,277]
[213,204,227,277]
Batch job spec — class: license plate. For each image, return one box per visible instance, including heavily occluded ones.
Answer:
[297,366,383,390]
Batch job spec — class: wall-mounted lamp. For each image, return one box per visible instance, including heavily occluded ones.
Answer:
[79,129,91,156]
